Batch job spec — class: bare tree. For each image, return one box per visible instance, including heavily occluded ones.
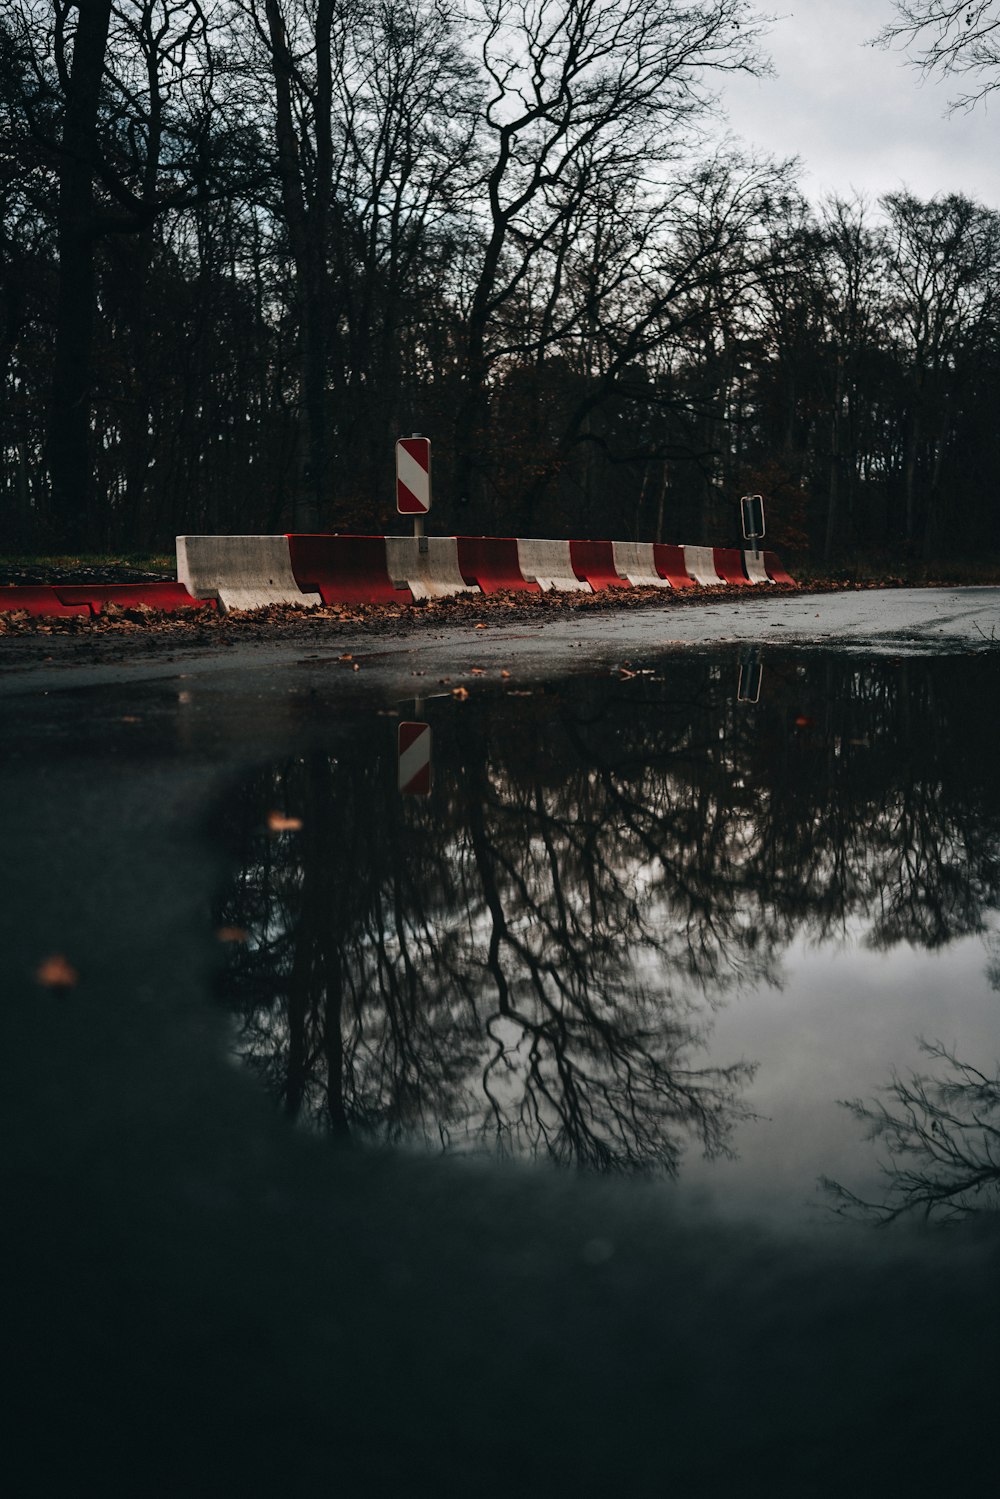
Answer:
[882,191,1000,553]
[877,2,1000,110]
[9,0,253,543]
[822,1040,1000,1223]
[451,0,769,515]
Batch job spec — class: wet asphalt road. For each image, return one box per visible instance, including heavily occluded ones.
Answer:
[2,584,999,701]
[2,587,1000,1497]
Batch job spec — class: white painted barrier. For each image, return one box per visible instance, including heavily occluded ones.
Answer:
[176,535,321,612]
[682,545,723,586]
[611,540,670,588]
[516,538,591,592]
[743,550,771,584]
[385,536,479,600]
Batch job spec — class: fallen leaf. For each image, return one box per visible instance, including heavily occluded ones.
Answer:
[267,811,303,831]
[352,662,360,671]
[474,622,487,629]
[795,715,814,728]
[501,669,511,678]
[469,667,485,675]
[339,653,353,661]
[451,686,470,700]
[36,954,78,988]
[121,715,140,723]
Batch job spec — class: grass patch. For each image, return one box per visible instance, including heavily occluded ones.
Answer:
[0,552,174,571]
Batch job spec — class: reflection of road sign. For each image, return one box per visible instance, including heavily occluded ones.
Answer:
[741,493,765,541]
[396,437,431,514]
[398,721,432,795]
[737,650,763,704]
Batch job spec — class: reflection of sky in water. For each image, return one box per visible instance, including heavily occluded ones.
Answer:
[684,925,1000,1222]
[216,651,1000,1225]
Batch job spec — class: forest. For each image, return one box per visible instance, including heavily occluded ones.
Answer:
[2,0,999,561]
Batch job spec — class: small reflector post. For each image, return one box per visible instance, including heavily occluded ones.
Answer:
[741,493,765,541]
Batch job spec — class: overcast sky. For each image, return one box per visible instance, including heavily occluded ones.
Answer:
[720,0,999,207]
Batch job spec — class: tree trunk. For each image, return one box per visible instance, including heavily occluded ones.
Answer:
[263,0,335,532]
[48,0,113,549]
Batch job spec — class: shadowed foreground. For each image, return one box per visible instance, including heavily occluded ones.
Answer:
[3,649,999,1496]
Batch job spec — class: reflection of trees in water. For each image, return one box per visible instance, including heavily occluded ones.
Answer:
[822,1041,1000,1223]
[216,654,1000,1174]
[219,738,758,1172]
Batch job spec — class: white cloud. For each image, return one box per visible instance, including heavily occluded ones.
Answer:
[720,0,1000,205]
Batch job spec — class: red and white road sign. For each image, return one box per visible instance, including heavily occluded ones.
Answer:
[398,721,432,795]
[396,437,431,514]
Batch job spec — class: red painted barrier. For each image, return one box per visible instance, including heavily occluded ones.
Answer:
[288,534,411,604]
[0,586,91,618]
[569,540,628,590]
[456,536,539,594]
[55,582,214,613]
[712,548,751,585]
[652,545,696,588]
[764,551,796,585]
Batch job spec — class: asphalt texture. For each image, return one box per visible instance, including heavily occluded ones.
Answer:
[2,584,999,700]
[3,586,1000,1497]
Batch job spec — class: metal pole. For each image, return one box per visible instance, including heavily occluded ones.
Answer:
[411,432,425,541]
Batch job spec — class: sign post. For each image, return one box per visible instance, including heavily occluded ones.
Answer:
[740,493,765,558]
[737,648,763,704]
[396,434,431,542]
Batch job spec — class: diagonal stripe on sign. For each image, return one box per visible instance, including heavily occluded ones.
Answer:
[398,722,431,794]
[396,443,430,510]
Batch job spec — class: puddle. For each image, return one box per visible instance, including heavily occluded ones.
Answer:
[214,648,1000,1226]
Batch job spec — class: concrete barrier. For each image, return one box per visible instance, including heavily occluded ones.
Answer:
[652,545,696,588]
[682,545,723,586]
[0,586,91,618]
[288,535,410,605]
[11,533,793,618]
[764,551,796,585]
[385,536,479,600]
[743,550,771,584]
[177,536,320,612]
[456,537,539,594]
[569,540,629,590]
[611,541,671,588]
[55,582,214,613]
[712,548,752,586]
[516,539,591,593]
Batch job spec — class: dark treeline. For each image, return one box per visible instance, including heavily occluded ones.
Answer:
[215,654,1000,1174]
[3,1,1000,559]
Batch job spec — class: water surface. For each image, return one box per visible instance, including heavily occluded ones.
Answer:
[215,649,1000,1226]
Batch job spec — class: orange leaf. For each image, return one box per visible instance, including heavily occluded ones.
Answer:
[267,811,303,831]
[35,954,79,988]
[451,686,470,700]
